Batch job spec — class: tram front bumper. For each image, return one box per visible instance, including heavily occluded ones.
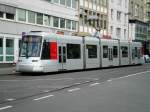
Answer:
[16,64,43,72]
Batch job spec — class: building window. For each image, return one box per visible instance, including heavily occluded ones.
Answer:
[67,44,81,59]
[124,29,126,39]
[28,11,36,24]
[60,18,65,28]
[0,11,4,18]
[6,13,14,20]
[117,0,122,5]
[72,0,77,9]
[66,0,71,7]
[117,11,121,21]
[53,17,59,27]
[110,26,113,35]
[86,45,97,58]
[111,9,113,20]
[17,9,26,22]
[36,13,43,25]
[116,28,121,38]
[72,21,76,30]
[53,0,59,3]
[66,19,71,29]
[60,0,65,5]
[44,15,51,26]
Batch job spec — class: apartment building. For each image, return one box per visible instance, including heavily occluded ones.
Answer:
[0,0,78,63]
[79,0,108,37]
[108,0,129,41]
[129,0,149,54]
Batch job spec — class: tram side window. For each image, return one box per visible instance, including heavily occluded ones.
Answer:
[113,46,118,58]
[67,44,81,59]
[132,48,135,59]
[103,46,108,58]
[41,41,50,60]
[86,45,97,58]
[135,47,138,57]
[121,46,128,57]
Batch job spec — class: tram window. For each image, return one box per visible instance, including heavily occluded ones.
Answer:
[67,44,81,59]
[103,46,108,58]
[135,47,138,57]
[41,42,50,60]
[121,46,128,57]
[86,45,97,58]
[113,46,118,58]
[132,49,135,59]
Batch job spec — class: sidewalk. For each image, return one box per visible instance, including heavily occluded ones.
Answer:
[0,64,16,75]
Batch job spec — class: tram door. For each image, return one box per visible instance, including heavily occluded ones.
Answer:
[108,47,113,63]
[58,44,67,70]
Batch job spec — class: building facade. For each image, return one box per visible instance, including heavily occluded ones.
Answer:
[108,0,129,41]
[0,0,78,63]
[145,0,150,55]
[79,0,108,37]
[129,0,149,54]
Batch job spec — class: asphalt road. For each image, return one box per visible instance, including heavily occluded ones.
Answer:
[0,64,150,112]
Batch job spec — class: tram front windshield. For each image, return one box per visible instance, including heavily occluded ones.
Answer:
[19,35,42,58]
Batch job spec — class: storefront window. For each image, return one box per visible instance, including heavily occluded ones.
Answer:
[6,39,14,61]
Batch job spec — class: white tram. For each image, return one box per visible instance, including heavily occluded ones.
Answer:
[16,31,143,72]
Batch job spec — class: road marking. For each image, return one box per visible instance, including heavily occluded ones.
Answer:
[0,106,12,111]
[75,83,81,85]
[89,83,100,87]
[107,80,112,82]
[85,81,90,83]
[43,90,50,93]
[0,78,73,82]
[112,71,150,80]
[33,95,54,101]
[68,88,80,92]
[5,98,15,101]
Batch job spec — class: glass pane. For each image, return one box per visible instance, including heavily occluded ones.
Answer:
[86,45,97,58]
[53,17,59,27]
[6,39,14,55]
[28,11,35,23]
[0,38,3,54]
[0,11,4,18]
[66,0,71,7]
[6,56,14,61]
[20,36,42,57]
[37,13,43,25]
[53,0,59,3]
[17,9,26,22]
[72,0,77,9]
[67,44,81,59]
[66,20,71,29]
[103,46,108,58]
[6,13,14,20]
[60,0,65,5]
[44,15,50,26]
[60,18,65,28]
[0,56,3,61]
[72,21,76,30]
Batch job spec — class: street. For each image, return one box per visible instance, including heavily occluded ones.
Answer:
[0,64,150,112]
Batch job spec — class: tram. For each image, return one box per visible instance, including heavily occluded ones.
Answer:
[16,31,143,72]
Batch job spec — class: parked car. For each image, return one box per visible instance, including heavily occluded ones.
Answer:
[143,55,150,63]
